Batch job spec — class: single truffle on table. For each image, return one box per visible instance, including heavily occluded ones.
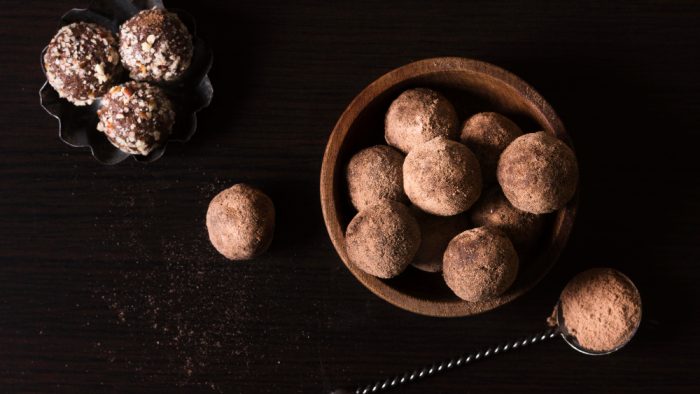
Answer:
[346,145,406,211]
[470,188,544,253]
[460,112,522,182]
[497,131,578,214]
[558,268,642,353]
[443,226,519,302]
[385,88,459,154]
[403,137,482,216]
[97,81,175,155]
[410,207,470,273]
[345,201,421,279]
[43,22,121,105]
[206,184,275,261]
[119,8,193,82]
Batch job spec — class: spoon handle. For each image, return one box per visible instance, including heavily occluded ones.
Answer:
[343,326,559,394]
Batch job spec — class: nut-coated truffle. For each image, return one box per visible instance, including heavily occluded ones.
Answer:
[497,132,578,214]
[345,201,421,278]
[97,82,175,155]
[43,22,121,105]
[385,88,459,153]
[346,145,406,211]
[470,188,544,252]
[206,184,275,261]
[403,137,482,216]
[460,112,522,182]
[119,8,193,82]
[443,226,519,302]
[559,268,642,353]
[411,207,470,273]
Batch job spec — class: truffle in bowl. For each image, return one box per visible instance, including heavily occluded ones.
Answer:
[320,57,578,317]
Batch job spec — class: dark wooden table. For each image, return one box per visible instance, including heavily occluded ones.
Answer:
[2,1,699,392]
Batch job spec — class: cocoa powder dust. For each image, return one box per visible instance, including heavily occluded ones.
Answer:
[94,179,257,391]
[558,268,642,353]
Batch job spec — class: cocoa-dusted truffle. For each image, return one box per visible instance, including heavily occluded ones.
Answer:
[206,184,275,261]
[97,81,175,155]
[460,112,522,182]
[43,22,121,105]
[119,8,193,82]
[497,132,578,214]
[411,207,470,273]
[443,226,519,301]
[403,137,482,216]
[385,88,459,153]
[470,188,544,252]
[559,268,642,353]
[345,201,420,278]
[346,145,406,211]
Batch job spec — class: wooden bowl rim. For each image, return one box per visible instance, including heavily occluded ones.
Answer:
[320,57,578,317]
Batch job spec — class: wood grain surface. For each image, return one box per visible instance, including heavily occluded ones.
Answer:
[1,1,699,393]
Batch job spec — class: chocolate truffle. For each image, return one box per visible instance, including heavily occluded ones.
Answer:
[559,268,642,353]
[497,132,578,214]
[470,188,544,253]
[403,137,482,216]
[206,184,275,261]
[411,207,470,273]
[346,145,406,211]
[345,201,420,278]
[119,8,193,82]
[385,88,459,153]
[460,112,522,182]
[97,82,175,155]
[443,226,519,302]
[43,22,121,105]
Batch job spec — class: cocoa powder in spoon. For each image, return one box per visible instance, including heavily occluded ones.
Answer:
[558,268,642,353]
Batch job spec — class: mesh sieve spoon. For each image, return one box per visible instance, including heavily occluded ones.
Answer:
[331,288,641,394]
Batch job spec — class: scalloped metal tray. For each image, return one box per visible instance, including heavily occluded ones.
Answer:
[39,0,213,164]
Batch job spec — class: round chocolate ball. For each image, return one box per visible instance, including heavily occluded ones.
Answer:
[119,8,193,82]
[411,207,470,273]
[460,112,522,182]
[497,132,578,214]
[470,188,544,253]
[443,226,519,302]
[346,145,406,211]
[385,88,459,153]
[403,137,482,216]
[206,184,275,261]
[345,201,420,278]
[97,82,175,155]
[43,22,121,105]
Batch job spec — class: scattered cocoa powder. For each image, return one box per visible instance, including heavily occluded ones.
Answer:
[559,268,642,352]
[93,179,256,390]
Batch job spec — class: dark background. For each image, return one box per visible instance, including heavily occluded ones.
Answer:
[1,0,699,392]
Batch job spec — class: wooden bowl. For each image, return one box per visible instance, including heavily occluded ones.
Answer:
[320,57,578,317]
